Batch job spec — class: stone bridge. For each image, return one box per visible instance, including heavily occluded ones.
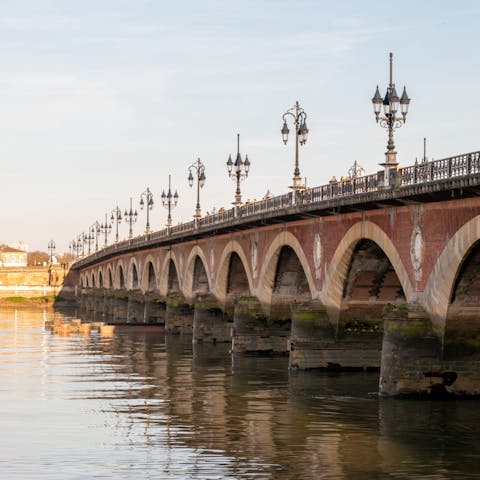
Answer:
[68,150,480,397]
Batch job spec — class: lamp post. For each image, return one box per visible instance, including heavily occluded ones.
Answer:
[281,101,309,190]
[161,175,179,228]
[69,240,77,258]
[48,240,55,264]
[90,222,100,252]
[227,134,250,206]
[188,158,206,219]
[124,197,138,239]
[84,231,94,255]
[99,213,112,247]
[140,188,154,234]
[111,206,122,243]
[78,234,85,257]
[371,52,410,173]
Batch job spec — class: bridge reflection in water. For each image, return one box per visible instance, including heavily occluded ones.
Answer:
[1,308,479,479]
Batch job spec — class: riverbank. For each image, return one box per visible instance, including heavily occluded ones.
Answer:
[0,295,56,307]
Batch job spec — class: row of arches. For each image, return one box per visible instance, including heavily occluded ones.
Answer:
[79,219,480,324]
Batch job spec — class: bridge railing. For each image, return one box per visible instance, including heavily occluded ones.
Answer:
[398,150,480,186]
[302,171,381,204]
[73,149,480,268]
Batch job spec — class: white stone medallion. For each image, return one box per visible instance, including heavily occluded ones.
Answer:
[251,240,258,280]
[410,226,424,282]
[313,233,322,279]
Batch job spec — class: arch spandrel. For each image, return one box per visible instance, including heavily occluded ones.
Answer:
[215,240,253,304]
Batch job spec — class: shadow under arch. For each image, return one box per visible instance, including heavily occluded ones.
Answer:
[115,260,127,289]
[215,240,253,304]
[141,255,158,293]
[159,251,181,296]
[127,257,140,290]
[106,265,114,288]
[183,246,211,301]
[256,231,316,308]
[324,221,414,316]
[425,214,480,332]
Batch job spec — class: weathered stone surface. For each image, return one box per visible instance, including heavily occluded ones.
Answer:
[165,292,193,334]
[193,293,230,343]
[232,296,289,354]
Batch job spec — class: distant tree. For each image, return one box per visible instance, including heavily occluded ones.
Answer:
[27,251,49,266]
[57,252,74,264]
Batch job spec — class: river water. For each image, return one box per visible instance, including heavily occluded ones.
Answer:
[1,307,479,480]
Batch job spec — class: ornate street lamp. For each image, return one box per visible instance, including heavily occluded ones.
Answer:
[161,174,179,228]
[78,233,85,257]
[69,239,77,258]
[99,213,112,247]
[84,231,94,255]
[124,197,138,239]
[111,206,122,243]
[140,188,154,234]
[90,222,100,252]
[48,240,56,264]
[227,134,250,206]
[371,52,410,172]
[281,101,309,190]
[188,158,206,219]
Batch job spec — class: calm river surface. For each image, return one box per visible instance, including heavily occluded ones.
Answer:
[1,308,479,480]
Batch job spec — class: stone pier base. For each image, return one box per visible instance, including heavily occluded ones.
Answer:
[193,294,231,343]
[289,301,382,370]
[289,301,336,369]
[380,305,443,397]
[380,305,480,397]
[165,293,194,334]
[232,297,290,354]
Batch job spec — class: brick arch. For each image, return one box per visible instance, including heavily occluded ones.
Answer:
[97,268,104,288]
[183,245,211,300]
[424,214,480,331]
[324,221,414,314]
[90,270,96,288]
[159,251,181,296]
[256,231,316,306]
[127,257,140,290]
[215,240,253,304]
[141,254,158,293]
[105,265,114,288]
[115,260,127,289]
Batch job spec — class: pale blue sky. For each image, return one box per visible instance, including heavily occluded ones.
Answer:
[1,0,480,251]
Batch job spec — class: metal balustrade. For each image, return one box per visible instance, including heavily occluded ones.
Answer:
[74,150,480,268]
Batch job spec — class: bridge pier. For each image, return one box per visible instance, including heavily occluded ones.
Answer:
[144,292,166,325]
[380,304,480,397]
[127,290,145,323]
[193,294,231,343]
[289,300,335,369]
[111,290,129,323]
[165,292,194,334]
[231,297,290,354]
[289,301,383,370]
[379,305,443,397]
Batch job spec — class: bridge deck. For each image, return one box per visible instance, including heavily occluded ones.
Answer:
[73,150,480,269]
